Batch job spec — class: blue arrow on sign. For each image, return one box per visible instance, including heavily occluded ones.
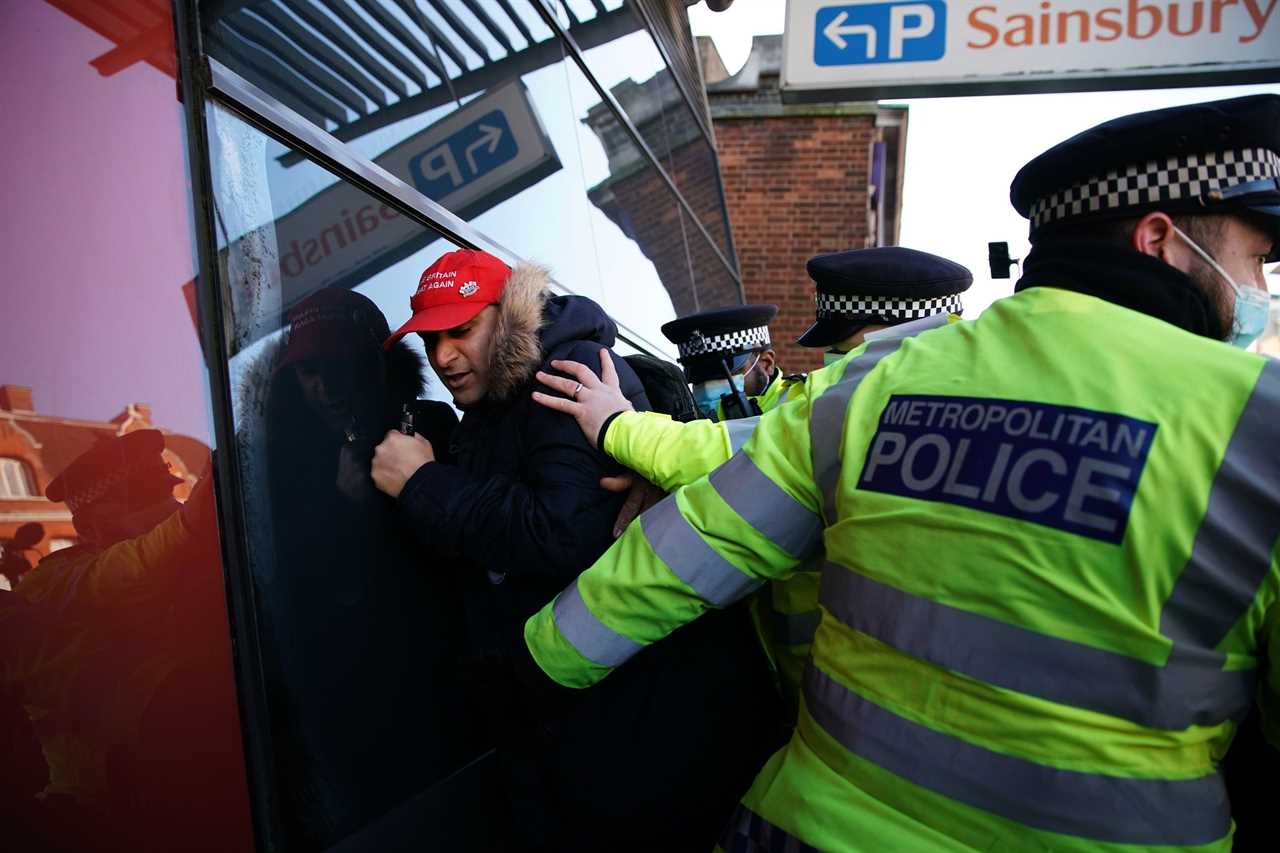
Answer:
[408,109,520,200]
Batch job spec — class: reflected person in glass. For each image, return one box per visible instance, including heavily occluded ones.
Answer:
[0,431,246,852]
[240,288,473,849]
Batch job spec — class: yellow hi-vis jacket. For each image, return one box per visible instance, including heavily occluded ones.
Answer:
[603,366,815,703]
[526,287,1280,852]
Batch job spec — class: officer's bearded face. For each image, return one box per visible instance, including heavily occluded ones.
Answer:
[421,305,499,409]
[1169,215,1274,335]
[739,349,776,396]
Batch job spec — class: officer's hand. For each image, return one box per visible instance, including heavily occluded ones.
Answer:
[532,349,632,449]
[179,463,218,543]
[606,472,666,538]
[372,430,435,498]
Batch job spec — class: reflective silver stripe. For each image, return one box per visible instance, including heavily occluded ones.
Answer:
[719,803,820,853]
[821,563,1253,729]
[1161,359,1280,652]
[640,494,762,607]
[771,608,821,646]
[804,665,1231,846]
[809,335,908,523]
[724,417,759,455]
[552,580,644,668]
[708,452,823,559]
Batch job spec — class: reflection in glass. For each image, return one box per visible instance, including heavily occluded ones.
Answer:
[570,69,714,320]
[197,0,621,146]
[208,102,501,850]
[680,205,743,308]
[0,2,253,850]
[204,0,687,351]
[198,0,724,354]
[566,5,737,270]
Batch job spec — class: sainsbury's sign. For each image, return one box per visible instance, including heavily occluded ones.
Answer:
[784,0,1280,99]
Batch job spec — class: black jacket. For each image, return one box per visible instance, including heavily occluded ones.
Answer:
[398,269,783,852]
[399,292,648,645]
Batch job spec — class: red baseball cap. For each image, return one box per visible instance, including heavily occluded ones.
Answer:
[384,249,511,348]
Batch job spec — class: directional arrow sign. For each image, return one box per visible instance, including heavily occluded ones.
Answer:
[464,123,504,175]
[813,2,945,66]
[409,110,520,200]
[822,11,877,57]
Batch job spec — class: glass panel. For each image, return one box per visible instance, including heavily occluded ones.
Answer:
[567,52,748,348]
[197,0,558,143]
[560,0,737,270]
[681,206,744,309]
[199,0,696,355]
[206,101,502,850]
[0,2,254,850]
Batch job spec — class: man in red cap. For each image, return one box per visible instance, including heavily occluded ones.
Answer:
[371,249,782,851]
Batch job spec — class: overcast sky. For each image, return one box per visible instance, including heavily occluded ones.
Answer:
[688,1,1280,317]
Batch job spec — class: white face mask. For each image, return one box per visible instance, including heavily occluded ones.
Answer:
[1173,225,1271,349]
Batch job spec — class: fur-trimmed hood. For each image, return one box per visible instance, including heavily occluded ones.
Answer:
[236,315,428,445]
[486,263,619,402]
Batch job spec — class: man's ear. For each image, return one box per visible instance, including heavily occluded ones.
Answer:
[758,348,777,375]
[1131,212,1178,262]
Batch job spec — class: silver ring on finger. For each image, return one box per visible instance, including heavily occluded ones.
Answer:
[571,382,584,401]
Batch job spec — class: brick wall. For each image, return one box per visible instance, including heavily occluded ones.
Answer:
[712,113,877,374]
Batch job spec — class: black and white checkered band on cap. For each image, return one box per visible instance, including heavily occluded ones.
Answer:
[60,461,174,514]
[677,325,771,359]
[1029,147,1280,231]
[815,292,962,321]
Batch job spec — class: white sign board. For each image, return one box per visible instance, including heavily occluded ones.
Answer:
[783,0,1280,100]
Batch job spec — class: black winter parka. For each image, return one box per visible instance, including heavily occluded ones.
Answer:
[397,267,784,852]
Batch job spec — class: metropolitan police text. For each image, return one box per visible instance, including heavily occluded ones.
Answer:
[860,395,1158,544]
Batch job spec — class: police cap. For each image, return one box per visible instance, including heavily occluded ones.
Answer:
[662,304,778,383]
[1011,94,1280,258]
[46,430,182,516]
[798,247,972,348]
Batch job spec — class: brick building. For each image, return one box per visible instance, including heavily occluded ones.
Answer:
[0,384,206,587]
[702,35,907,373]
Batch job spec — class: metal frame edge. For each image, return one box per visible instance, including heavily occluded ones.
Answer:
[171,2,283,850]
[536,0,746,299]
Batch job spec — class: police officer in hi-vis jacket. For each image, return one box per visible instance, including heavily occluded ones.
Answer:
[520,94,1280,852]
[540,251,972,719]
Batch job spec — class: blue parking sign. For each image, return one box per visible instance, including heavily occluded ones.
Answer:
[814,1,946,66]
